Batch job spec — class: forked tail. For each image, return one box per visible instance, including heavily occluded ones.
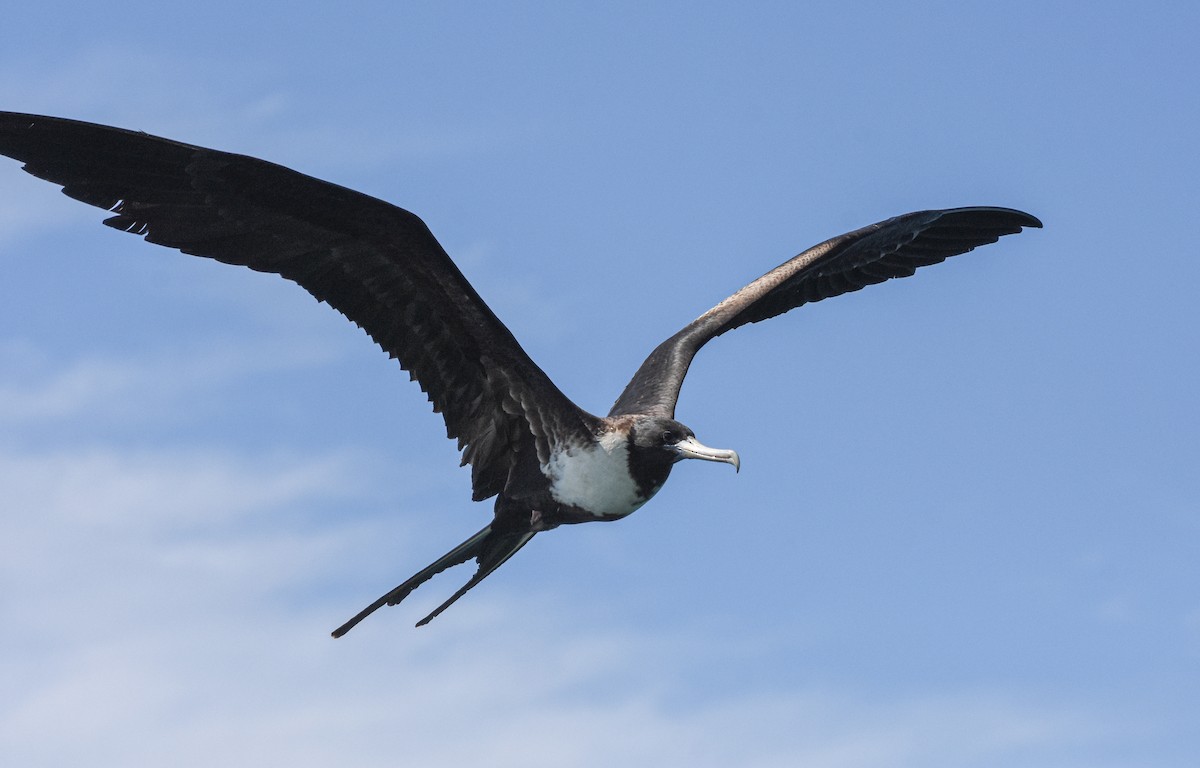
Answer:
[331,524,536,637]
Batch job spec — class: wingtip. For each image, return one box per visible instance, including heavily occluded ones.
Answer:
[1019,211,1044,229]
[945,206,1042,231]
[993,207,1042,230]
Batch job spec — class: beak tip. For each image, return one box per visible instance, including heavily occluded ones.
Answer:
[675,437,741,473]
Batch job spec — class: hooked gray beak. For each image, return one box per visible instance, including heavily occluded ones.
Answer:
[674,435,740,472]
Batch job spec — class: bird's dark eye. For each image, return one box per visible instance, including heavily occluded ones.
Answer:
[661,431,674,444]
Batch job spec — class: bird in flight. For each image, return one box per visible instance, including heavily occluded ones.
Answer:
[0,112,1040,635]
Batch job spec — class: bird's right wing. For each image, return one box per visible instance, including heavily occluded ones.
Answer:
[609,207,1041,418]
[0,112,596,501]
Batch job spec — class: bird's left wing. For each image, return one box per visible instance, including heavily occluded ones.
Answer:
[609,207,1041,417]
[0,112,595,500]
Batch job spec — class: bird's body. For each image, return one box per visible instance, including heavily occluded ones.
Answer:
[0,112,1041,634]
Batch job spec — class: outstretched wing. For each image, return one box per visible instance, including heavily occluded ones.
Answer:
[610,207,1041,417]
[0,112,595,500]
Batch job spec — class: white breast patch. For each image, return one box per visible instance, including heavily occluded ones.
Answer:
[544,432,646,518]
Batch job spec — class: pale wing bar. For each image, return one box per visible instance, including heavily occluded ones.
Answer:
[610,207,1041,417]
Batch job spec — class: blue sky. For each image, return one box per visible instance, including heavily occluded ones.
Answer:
[2,3,1197,766]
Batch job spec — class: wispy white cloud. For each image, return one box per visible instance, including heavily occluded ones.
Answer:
[0,339,340,429]
[0,442,1146,768]
[0,444,366,638]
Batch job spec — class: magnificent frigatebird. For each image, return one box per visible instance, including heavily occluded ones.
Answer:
[0,112,1040,635]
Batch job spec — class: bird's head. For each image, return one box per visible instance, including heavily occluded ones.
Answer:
[629,416,740,472]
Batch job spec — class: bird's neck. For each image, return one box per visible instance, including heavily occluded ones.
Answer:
[625,439,675,501]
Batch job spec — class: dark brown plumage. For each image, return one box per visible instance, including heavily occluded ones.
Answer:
[0,112,592,504]
[0,112,1041,633]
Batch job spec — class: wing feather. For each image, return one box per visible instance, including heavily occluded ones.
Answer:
[610,207,1041,417]
[0,112,595,501]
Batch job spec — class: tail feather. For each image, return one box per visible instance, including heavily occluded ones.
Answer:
[414,531,534,627]
[331,524,534,637]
